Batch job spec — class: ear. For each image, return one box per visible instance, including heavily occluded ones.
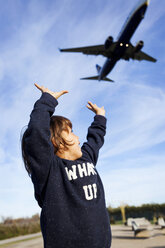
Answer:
[51,137,64,151]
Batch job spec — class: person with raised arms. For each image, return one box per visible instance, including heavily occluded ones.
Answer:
[21,83,111,248]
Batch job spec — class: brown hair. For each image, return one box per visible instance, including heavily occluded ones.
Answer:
[21,116,73,176]
[50,115,73,153]
[21,128,31,176]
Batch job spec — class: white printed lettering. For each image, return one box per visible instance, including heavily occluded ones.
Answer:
[93,183,97,198]
[83,183,98,200]
[65,165,78,181]
[83,185,93,200]
[78,163,88,178]
[87,163,97,176]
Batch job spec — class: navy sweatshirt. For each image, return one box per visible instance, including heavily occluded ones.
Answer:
[24,93,111,248]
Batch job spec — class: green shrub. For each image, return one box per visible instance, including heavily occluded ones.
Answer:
[107,203,165,223]
[0,214,41,240]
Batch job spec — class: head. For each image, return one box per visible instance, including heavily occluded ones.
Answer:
[50,115,82,160]
[21,116,82,177]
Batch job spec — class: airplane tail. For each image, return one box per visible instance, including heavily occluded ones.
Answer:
[80,76,114,82]
[80,64,114,82]
[96,64,101,74]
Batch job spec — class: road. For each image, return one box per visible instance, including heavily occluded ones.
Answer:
[0,233,43,248]
[0,225,165,248]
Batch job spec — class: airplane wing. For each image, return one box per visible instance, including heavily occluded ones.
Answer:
[122,43,157,62]
[60,43,117,57]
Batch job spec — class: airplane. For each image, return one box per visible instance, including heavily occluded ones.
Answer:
[60,0,156,82]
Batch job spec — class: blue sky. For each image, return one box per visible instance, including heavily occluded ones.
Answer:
[0,0,165,219]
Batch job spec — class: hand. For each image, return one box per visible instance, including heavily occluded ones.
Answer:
[86,101,105,116]
[34,83,68,99]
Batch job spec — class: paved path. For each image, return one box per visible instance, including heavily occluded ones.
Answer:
[0,233,43,248]
[111,225,165,248]
[0,225,164,248]
[0,233,42,245]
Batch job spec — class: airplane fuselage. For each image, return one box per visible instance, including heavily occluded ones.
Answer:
[99,0,148,80]
[60,0,156,82]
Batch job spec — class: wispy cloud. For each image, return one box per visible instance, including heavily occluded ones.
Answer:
[100,154,165,207]
[0,0,164,217]
[101,82,165,158]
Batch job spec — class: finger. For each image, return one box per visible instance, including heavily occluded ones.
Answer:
[34,83,42,91]
[87,101,95,108]
[86,104,92,109]
[60,90,69,95]
[57,90,69,98]
[55,90,69,99]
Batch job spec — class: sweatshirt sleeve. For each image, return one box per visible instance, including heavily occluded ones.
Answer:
[81,115,107,165]
[24,92,58,195]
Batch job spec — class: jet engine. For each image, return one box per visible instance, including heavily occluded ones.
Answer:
[104,36,113,49]
[134,40,144,53]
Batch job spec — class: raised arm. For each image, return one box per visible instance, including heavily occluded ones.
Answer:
[23,84,68,195]
[81,101,107,165]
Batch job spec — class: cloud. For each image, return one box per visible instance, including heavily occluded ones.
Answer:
[100,154,165,207]
[0,156,40,218]
[0,0,164,218]
[100,82,165,158]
